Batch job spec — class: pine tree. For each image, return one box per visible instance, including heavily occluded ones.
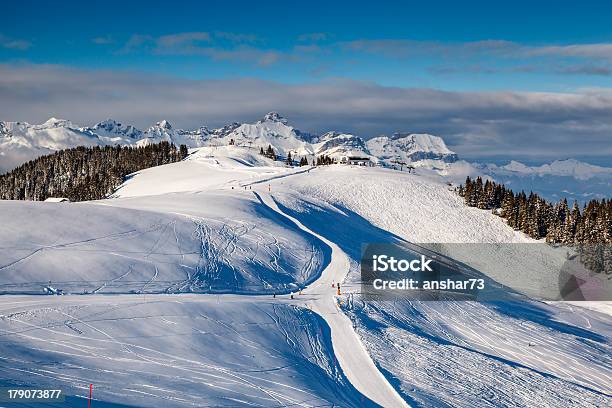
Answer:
[179,144,189,159]
[265,145,276,160]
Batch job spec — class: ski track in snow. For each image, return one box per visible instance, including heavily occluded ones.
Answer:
[254,191,409,407]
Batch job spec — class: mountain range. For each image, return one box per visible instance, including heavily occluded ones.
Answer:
[1,112,610,202]
[0,112,457,171]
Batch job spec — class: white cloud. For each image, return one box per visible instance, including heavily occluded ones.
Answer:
[0,33,31,50]
[297,33,328,42]
[1,64,611,161]
[92,36,114,45]
[156,32,211,50]
[524,43,612,59]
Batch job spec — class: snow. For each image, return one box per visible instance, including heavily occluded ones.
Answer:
[366,133,458,164]
[0,144,610,407]
[254,164,610,407]
[0,189,326,295]
[496,158,612,180]
[40,117,75,128]
[312,132,376,161]
[341,299,612,407]
[255,192,408,407]
[111,146,292,198]
[0,295,376,407]
[209,117,315,157]
[87,119,143,141]
[2,113,610,207]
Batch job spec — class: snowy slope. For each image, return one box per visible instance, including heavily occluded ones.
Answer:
[112,145,292,198]
[0,141,611,408]
[271,165,580,300]
[342,299,612,407]
[0,190,326,295]
[0,295,377,407]
[257,165,611,407]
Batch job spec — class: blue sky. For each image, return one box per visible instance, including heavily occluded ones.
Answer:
[2,0,612,163]
[4,0,612,89]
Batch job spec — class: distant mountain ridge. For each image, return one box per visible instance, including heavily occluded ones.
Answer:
[1,112,611,204]
[0,112,455,172]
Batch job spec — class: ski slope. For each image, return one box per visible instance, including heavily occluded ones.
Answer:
[0,166,328,295]
[0,145,610,407]
[271,165,573,299]
[254,192,408,408]
[341,299,611,407]
[0,295,377,407]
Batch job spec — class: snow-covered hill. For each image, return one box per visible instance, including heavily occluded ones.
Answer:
[0,147,326,295]
[0,145,610,407]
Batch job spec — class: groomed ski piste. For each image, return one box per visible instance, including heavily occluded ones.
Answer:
[0,145,610,407]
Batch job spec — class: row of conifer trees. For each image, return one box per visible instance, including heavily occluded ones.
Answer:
[458,176,611,274]
[0,142,188,202]
[259,145,335,166]
[458,176,611,244]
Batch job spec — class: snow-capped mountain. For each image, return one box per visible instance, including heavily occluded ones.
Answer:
[84,119,143,141]
[0,118,104,172]
[434,158,612,203]
[206,112,315,157]
[0,113,460,172]
[475,159,612,203]
[366,133,459,165]
[489,159,612,180]
[313,131,375,160]
[5,117,99,150]
[1,113,611,204]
